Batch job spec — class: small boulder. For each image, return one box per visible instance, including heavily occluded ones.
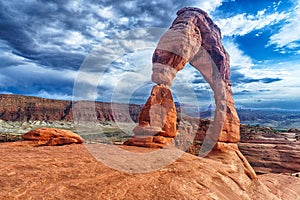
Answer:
[22,128,84,146]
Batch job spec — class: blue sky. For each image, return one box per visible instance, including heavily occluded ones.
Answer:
[0,0,299,110]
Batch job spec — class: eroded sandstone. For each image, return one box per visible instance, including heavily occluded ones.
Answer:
[1,142,298,199]
[22,127,84,146]
[126,7,240,148]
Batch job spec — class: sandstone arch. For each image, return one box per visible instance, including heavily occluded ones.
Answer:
[125,7,240,148]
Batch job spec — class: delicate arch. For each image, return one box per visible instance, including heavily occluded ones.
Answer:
[125,7,240,149]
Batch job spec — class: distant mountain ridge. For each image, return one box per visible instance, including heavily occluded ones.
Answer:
[0,94,299,128]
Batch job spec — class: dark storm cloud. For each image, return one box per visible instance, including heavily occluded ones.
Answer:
[0,1,150,101]
[230,70,258,84]
[192,78,206,84]
[234,90,251,96]
[193,86,213,102]
[0,39,30,68]
[258,89,271,92]
[191,73,206,84]
[234,89,271,97]
[231,69,282,85]
[0,63,76,95]
[0,0,227,100]
[0,0,191,72]
[261,77,282,84]
[97,0,185,27]
[0,1,89,70]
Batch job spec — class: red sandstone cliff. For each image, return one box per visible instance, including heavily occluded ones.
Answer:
[0,94,141,122]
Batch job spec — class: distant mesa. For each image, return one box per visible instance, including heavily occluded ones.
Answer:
[1,94,299,130]
[22,128,84,146]
[0,94,141,123]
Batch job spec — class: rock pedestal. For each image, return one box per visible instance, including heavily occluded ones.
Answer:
[125,7,240,148]
[124,85,177,148]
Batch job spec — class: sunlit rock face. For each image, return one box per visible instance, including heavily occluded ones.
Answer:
[22,128,84,146]
[125,7,240,148]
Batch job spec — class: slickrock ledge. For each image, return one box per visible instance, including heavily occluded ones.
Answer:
[1,142,299,199]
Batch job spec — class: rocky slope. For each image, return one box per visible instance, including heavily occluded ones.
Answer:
[1,142,299,199]
[239,125,300,174]
[175,118,300,174]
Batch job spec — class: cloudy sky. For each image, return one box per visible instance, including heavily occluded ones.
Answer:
[0,0,300,110]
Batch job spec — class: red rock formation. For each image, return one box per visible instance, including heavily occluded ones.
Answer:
[0,94,72,121]
[124,85,177,148]
[239,124,300,174]
[22,128,84,146]
[134,85,177,137]
[126,7,240,148]
[176,120,300,174]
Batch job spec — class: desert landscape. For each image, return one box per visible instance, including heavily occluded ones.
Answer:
[1,1,300,200]
[0,93,299,199]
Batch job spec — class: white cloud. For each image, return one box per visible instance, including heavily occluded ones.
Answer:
[194,0,223,13]
[268,0,300,48]
[232,59,297,102]
[172,65,212,106]
[0,91,13,95]
[92,5,114,19]
[251,62,300,99]
[94,22,106,30]
[0,50,27,66]
[90,30,106,40]
[118,17,129,25]
[273,1,282,11]
[223,39,254,70]
[122,1,137,10]
[221,40,292,101]
[66,0,84,13]
[27,19,95,54]
[63,31,92,47]
[36,90,73,100]
[74,47,155,102]
[216,10,287,36]
[257,9,266,16]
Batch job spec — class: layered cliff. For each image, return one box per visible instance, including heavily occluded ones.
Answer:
[176,118,300,174]
[0,94,141,123]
